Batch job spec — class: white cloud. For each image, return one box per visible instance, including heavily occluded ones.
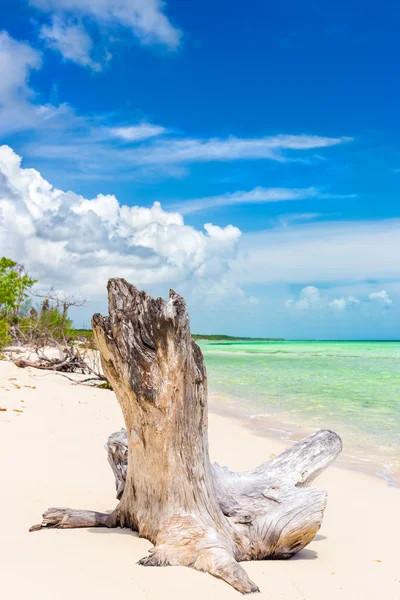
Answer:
[175,188,356,215]
[328,296,360,311]
[23,132,351,180]
[0,31,40,102]
[31,0,182,68]
[124,134,350,166]
[235,219,400,285]
[110,123,167,142]
[40,16,102,70]
[369,290,392,306]
[0,31,41,132]
[175,187,321,214]
[285,286,392,314]
[347,295,360,306]
[0,51,348,180]
[329,298,347,311]
[0,145,243,303]
[0,31,69,136]
[0,32,350,175]
[0,145,396,330]
[287,285,322,310]
[274,212,323,228]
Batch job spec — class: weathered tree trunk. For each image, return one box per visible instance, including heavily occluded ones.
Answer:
[31,279,342,593]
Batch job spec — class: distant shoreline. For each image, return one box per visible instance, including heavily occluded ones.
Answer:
[192,334,285,341]
[73,329,400,343]
[197,337,400,342]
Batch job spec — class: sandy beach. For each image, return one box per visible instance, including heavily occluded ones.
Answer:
[0,358,399,600]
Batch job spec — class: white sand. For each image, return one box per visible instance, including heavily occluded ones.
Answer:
[0,359,399,599]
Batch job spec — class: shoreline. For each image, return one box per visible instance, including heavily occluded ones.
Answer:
[208,393,400,487]
[199,338,400,488]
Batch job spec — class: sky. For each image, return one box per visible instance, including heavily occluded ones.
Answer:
[0,0,399,339]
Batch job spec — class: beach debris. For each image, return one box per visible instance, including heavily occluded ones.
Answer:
[0,407,7,411]
[13,409,23,413]
[14,349,106,387]
[30,279,343,594]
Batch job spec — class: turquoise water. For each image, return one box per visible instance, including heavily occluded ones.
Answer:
[198,340,400,474]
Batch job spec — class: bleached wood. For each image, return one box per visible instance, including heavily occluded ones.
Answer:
[31,279,342,593]
[29,508,110,531]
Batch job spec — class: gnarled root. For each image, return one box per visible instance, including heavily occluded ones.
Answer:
[105,428,341,563]
[29,507,115,532]
[138,532,259,594]
[30,428,341,591]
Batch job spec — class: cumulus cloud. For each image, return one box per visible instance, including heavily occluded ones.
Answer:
[31,0,182,68]
[328,298,346,311]
[0,145,243,302]
[329,296,359,311]
[369,290,392,306]
[285,286,392,314]
[284,286,322,310]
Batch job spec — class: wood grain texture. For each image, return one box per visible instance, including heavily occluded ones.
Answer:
[31,279,342,593]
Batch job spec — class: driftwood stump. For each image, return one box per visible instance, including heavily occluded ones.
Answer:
[31,279,342,593]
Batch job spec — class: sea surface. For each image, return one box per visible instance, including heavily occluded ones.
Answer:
[198,340,400,484]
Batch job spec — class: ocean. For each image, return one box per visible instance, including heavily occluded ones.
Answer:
[198,340,400,484]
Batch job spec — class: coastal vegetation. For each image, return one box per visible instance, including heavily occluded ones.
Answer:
[0,257,104,381]
[0,256,77,349]
[0,258,284,351]
[0,257,36,348]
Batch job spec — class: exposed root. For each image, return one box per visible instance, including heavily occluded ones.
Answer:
[29,507,114,532]
[139,543,259,594]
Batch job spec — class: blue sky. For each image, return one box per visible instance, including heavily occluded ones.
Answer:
[0,0,399,338]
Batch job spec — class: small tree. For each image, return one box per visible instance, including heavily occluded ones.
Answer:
[0,257,36,349]
[0,257,36,320]
[0,316,10,350]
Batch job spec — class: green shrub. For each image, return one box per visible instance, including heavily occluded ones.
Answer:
[0,317,10,349]
[0,257,36,319]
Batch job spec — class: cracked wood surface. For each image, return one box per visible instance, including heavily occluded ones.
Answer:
[31,279,342,593]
